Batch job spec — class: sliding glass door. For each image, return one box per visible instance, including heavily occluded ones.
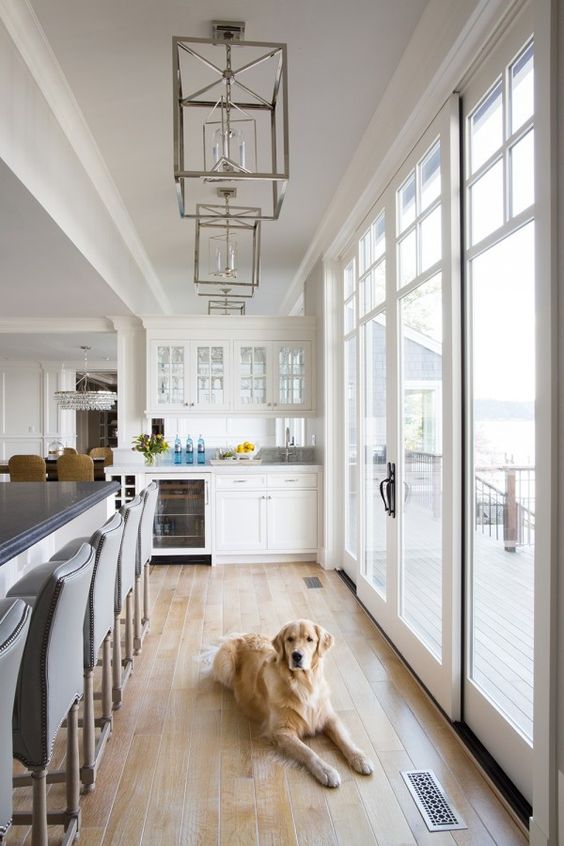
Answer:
[348,99,461,717]
[463,11,535,801]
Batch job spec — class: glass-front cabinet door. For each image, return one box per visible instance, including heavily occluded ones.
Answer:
[272,341,312,412]
[233,342,271,410]
[190,341,230,411]
[152,342,190,409]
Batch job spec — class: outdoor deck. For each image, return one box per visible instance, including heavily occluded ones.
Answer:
[367,503,534,740]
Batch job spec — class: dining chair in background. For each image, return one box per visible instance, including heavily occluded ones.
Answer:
[89,447,113,466]
[8,455,46,482]
[57,454,94,481]
[63,447,78,455]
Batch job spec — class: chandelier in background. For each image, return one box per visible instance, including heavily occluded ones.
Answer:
[54,346,117,411]
[173,21,289,222]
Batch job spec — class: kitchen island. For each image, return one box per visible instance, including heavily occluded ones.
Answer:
[0,481,119,595]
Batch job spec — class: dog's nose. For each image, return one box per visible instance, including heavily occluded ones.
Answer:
[291,650,303,665]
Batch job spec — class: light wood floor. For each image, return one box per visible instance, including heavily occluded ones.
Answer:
[6,562,528,845]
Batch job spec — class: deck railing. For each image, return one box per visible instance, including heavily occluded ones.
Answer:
[475,465,535,550]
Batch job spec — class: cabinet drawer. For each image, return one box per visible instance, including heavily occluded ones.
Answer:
[266,473,318,490]
[215,474,266,489]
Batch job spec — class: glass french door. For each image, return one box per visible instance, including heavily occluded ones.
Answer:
[350,99,461,717]
[462,9,535,802]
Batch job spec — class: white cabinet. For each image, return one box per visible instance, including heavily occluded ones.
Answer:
[233,342,271,411]
[149,340,230,411]
[144,317,315,415]
[233,340,312,412]
[214,471,318,555]
[150,341,190,410]
[189,341,231,411]
[272,341,312,412]
[267,489,318,551]
[215,490,267,551]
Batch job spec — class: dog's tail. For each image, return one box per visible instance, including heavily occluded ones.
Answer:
[211,635,242,690]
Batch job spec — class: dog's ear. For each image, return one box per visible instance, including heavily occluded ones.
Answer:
[272,628,286,660]
[315,625,334,656]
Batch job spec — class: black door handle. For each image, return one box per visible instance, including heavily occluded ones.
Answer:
[387,462,396,518]
[380,462,396,518]
[379,475,390,513]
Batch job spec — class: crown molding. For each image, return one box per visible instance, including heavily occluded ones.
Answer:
[0,317,114,333]
[0,0,172,315]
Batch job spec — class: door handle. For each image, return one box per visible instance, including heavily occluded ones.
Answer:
[379,461,396,518]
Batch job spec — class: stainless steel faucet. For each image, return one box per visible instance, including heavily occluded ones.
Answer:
[283,426,295,460]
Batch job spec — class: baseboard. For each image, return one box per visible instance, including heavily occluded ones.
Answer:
[212,553,318,565]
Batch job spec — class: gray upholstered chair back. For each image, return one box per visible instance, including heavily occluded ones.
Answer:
[10,544,95,769]
[137,482,158,576]
[85,511,124,669]
[115,496,143,612]
[0,598,31,839]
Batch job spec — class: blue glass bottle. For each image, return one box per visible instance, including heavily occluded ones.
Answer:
[173,434,182,464]
[186,434,194,465]
[197,434,205,464]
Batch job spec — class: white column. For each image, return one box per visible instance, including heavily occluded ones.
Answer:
[110,316,146,465]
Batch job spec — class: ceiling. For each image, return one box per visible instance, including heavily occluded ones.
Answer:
[16,0,429,320]
[0,159,132,318]
[0,332,117,363]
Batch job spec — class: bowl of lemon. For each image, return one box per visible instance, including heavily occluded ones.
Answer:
[235,441,260,461]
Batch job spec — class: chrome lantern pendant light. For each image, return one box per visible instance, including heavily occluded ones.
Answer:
[173,20,289,221]
[194,187,260,293]
[207,287,246,315]
[54,346,117,411]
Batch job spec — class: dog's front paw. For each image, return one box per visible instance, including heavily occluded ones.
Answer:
[313,762,341,788]
[350,752,374,775]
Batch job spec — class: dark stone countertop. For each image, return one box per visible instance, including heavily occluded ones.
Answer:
[0,481,119,566]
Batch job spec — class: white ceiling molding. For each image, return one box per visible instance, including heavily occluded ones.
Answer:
[0,317,114,334]
[0,0,172,315]
[278,0,515,315]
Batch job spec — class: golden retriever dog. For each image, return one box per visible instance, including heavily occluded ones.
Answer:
[212,619,374,787]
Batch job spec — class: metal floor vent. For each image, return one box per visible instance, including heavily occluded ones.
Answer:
[401,770,466,832]
[303,576,323,589]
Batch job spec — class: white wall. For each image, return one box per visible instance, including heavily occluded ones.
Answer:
[0,361,76,460]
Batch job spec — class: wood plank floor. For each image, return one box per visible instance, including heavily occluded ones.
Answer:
[6,562,528,845]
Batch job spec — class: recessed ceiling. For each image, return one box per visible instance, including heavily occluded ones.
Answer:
[25,0,429,316]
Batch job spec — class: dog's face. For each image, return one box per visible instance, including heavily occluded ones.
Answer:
[272,619,334,671]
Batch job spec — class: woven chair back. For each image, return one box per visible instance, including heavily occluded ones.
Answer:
[89,447,113,466]
[57,454,94,482]
[8,455,46,482]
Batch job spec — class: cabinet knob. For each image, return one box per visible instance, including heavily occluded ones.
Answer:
[267,402,272,407]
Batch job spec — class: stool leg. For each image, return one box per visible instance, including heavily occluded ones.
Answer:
[143,561,150,625]
[82,668,95,791]
[125,591,133,667]
[112,611,122,709]
[102,632,113,724]
[65,700,80,833]
[134,573,142,655]
[31,768,48,846]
